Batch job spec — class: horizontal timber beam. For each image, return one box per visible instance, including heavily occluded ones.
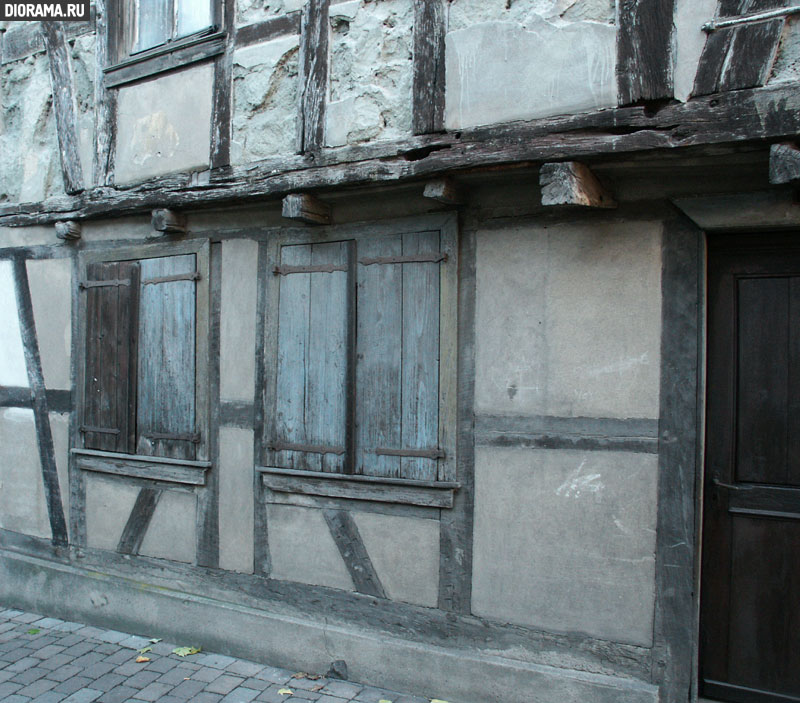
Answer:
[1,83,800,227]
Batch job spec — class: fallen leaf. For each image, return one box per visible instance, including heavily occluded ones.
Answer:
[292,672,306,679]
[135,656,150,663]
[26,629,40,635]
[137,646,152,654]
[148,638,161,644]
[379,699,393,703]
[307,674,321,680]
[311,684,325,692]
[278,688,294,696]
[430,700,450,703]
[172,646,201,657]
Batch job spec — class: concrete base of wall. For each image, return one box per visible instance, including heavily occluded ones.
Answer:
[0,548,658,703]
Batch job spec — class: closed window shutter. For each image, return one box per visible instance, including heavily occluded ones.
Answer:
[83,260,140,453]
[355,231,441,481]
[136,254,198,460]
[273,242,350,472]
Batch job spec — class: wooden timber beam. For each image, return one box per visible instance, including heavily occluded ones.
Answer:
[617,0,675,104]
[769,142,800,185]
[297,0,329,153]
[93,0,116,186]
[539,162,616,209]
[412,0,446,134]
[2,83,800,227]
[40,22,84,194]
[151,208,187,234]
[281,193,332,224]
[55,221,82,240]
[423,178,464,205]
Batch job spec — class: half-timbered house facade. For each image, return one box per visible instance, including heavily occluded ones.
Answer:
[2,1,800,701]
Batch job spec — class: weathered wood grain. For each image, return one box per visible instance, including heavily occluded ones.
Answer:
[93,0,117,186]
[151,209,187,235]
[55,221,82,240]
[769,142,800,184]
[1,17,93,65]
[236,12,301,48]
[260,467,457,508]
[281,193,332,225]
[297,0,329,152]
[356,235,403,478]
[136,255,197,460]
[323,509,386,598]
[307,242,349,473]
[210,0,235,170]
[74,448,210,484]
[117,487,163,555]
[540,162,617,208]
[4,83,800,227]
[617,0,675,104]
[694,0,788,95]
[401,231,440,481]
[423,178,463,205]
[83,261,139,453]
[651,216,702,703]
[412,0,446,134]
[40,22,84,194]
[12,257,69,546]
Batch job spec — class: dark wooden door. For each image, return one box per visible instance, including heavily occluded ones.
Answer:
[701,233,800,703]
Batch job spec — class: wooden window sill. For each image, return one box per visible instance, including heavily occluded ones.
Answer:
[73,448,210,485]
[258,466,459,509]
[104,31,225,88]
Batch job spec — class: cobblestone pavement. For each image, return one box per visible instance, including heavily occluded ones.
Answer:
[0,607,448,703]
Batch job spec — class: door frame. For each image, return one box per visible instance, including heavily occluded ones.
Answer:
[667,191,800,703]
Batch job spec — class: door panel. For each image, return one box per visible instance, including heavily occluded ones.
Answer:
[701,233,800,703]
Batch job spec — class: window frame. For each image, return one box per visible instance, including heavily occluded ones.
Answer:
[104,0,225,89]
[256,215,459,508]
[72,238,211,485]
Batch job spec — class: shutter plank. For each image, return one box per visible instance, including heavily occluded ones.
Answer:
[694,0,788,95]
[356,236,402,478]
[307,242,349,473]
[83,261,139,453]
[275,245,312,470]
[136,255,197,460]
[401,231,440,481]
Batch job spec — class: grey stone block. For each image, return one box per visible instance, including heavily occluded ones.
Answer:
[53,676,94,695]
[44,664,84,682]
[31,690,69,702]
[96,685,139,703]
[135,681,175,701]
[11,664,49,684]
[220,687,260,703]
[197,654,238,670]
[225,660,264,678]
[124,670,161,689]
[40,654,76,671]
[321,681,362,698]
[8,655,39,672]
[33,645,67,659]
[0,681,23,697]
[168,677,207,699]
[90,673,125,691]
[206,674,246,694]
[61,689,103,703]
[190,667,223,683]
[18,677,58,698]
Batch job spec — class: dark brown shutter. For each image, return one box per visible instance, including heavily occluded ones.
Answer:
[82,261,140,453]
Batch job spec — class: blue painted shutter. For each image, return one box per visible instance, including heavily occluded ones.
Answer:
[135,254,197,460]
[355,231,441,481]
[273,241,350,472]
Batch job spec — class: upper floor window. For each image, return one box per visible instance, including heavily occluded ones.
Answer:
[74,240,210,482]
[105,0,224,87]
[132,0,212,54]
[258,217,459,508]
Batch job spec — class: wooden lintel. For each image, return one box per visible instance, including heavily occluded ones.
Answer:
[55,220,82,240]
[769,143,800,185]
[282,193,332,225]
[423,178,463,205]
[151,208,187,235]
[4,83,800,227]
[540,162,616,209]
